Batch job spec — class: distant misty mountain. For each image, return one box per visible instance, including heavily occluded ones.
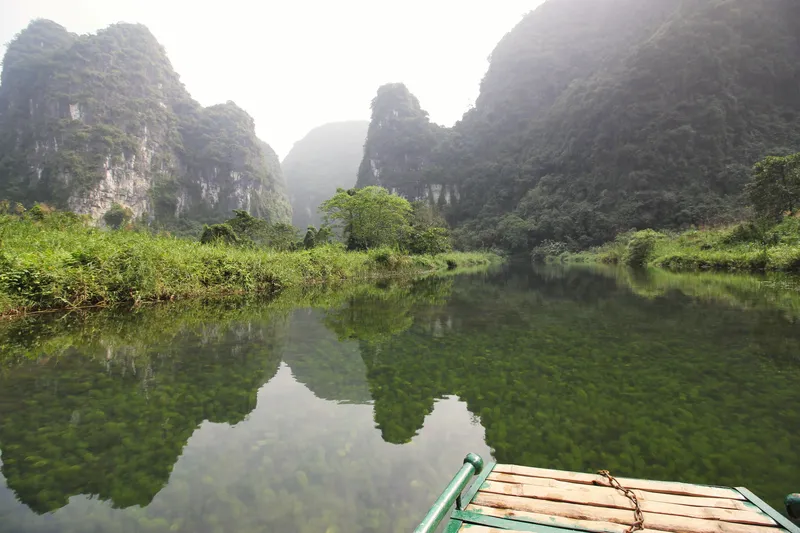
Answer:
[282,121,368,229]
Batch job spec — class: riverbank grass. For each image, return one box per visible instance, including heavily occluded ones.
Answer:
[0,214,498,316]
[561,217,800,273]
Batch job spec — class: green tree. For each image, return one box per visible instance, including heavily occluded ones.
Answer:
[27,203,54,221]
[199,223,239,244]
[406,227,452,255]
[268,223,300,251]
[747,153,800,221]
[303,226,317,249]
[103,203,133,229]
[218,210,298,251]
[320,187,413,250]
[405,202,452,254]
[300,225,334,249]
[498,214,530,251]
[314,225,333,245]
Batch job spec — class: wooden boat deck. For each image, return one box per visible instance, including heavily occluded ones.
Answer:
[437,461,800,533]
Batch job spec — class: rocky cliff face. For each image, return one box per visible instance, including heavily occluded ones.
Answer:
[356,84,458,205]
[0,20,291,224]
[283,120,367,229]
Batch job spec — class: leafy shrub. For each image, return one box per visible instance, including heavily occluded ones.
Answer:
[717,219,800,248]
[720,222,764,245]
[45,210,85,230]
[368,248,412,271]
[767,246,800,272]
[65,249,103,268]
[220,210,298,250]
[28,203,55,221]
[0,265,56,304]
[103,203,133,229]
[303,227,316,249]
[370,249,393,266]
[407,227,452,255]
[200,224,239,245]
[623,230,663,267]
[765,217,800,246]
[302,225,334,250]
[315,226,333,246]
[747,153,800,221]
[531,240,571,262]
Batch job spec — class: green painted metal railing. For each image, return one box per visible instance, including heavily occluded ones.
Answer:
[788,493,800,522]
[413,453,485,533]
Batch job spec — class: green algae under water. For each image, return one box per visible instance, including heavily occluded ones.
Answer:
[0,263,799,532]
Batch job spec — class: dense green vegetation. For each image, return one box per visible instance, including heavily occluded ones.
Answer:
[200,210,302,250]
[321,186,452,254]
[322,187,411,250]
[359,0,800,252]
[564,219,800,273]
[0,265,798,531]
[0,202,496,316]
[0,19,290,226]
[558,153,800,272]
[748,152,800,221]
[283,121,368,229]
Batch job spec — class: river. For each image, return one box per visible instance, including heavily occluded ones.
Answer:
[1,263,798,532]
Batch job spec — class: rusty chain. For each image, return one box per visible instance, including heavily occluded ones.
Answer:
[596,470,645,533]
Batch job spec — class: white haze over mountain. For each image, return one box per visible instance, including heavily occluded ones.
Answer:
[0,0,542,158]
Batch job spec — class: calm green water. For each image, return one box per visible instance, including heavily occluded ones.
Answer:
[1,264,799,532]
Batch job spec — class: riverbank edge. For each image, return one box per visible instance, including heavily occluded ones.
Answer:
[545,225,800,274]
[0,248,502,319]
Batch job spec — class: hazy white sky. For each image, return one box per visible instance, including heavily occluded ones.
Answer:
[0,0,542,159]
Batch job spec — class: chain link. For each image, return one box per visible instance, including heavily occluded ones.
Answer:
[596,470,645,533]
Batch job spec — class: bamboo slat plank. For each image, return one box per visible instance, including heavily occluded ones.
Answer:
[494,464,745,500]
[468,504,675,533]
[487,472,754,511]
[480,480,775,526]
[459,524,614,533]
[472,492,781,533]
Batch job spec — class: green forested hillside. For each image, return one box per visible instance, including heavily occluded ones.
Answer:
[0,19,291,226]
[360,0,800,251]
[283,121,367,228]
